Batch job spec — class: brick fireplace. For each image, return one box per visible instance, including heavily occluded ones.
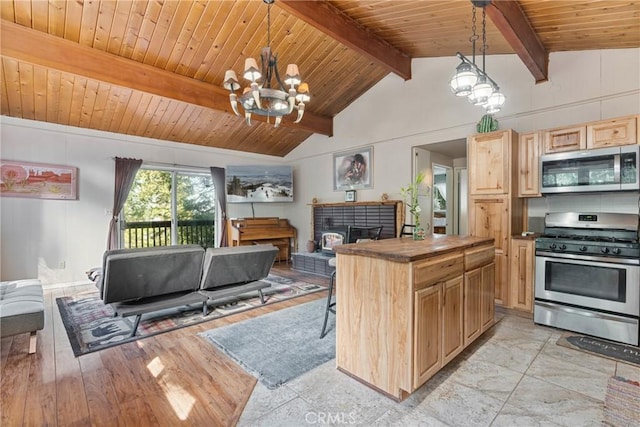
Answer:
[292,200,404,276]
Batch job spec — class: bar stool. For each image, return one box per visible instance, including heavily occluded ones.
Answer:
[319,228,382,339]
[320,256,337,339]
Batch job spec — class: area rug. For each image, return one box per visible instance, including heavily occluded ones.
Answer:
[199,298,335,389]
[56,275,326,357]
[556,334,640,367]
[603,376,640,427]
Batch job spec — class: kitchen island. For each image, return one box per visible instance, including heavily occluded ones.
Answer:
[332,234,495,400]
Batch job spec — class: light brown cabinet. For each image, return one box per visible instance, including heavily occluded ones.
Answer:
[587,116,637,149]
[414,274,464,385]
[518,131,542,197]
[335,237,494,400]
[468,196,517,306]
[464,255,495,346]
[468,130,512,194]
[414,284,442,387]
[543,125,587,153]
[509,238,535,312]
[468,196,510,253]
[542,115,638,154]
[442,275,464,365]
[480,263,496,331]
[468,129,524,308]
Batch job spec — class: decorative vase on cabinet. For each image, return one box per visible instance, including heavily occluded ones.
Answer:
[306,240,316,253]
[413,220,426,240]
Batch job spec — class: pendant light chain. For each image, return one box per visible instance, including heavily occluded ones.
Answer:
[470,6,478,65]
[481,6,487,73]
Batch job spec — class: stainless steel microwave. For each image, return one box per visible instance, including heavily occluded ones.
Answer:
[540,145,639,194]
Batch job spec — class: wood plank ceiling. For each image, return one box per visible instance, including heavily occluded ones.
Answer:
[1,1,639,157]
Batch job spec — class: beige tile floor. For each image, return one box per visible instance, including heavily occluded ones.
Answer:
[238,310,640,427]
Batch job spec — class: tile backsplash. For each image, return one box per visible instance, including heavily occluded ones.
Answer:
[528,192,640,231]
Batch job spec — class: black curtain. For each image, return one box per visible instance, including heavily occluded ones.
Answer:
[210,166,228,247]
[107,157,142,250]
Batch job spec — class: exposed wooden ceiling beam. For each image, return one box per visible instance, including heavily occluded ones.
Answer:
[277,0,412,81]
[0,21,333,136]
[485,0,548,83]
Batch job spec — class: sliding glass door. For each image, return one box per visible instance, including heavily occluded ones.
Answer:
[122,168,215,248]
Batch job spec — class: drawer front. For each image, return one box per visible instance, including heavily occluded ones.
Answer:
[413,253,464,290]
[465,245,495,271]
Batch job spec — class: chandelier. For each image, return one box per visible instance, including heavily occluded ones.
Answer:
[222,0,309,127]
[449,0,505,114]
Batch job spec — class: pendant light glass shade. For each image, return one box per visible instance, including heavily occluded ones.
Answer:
[469,75,494,106]
[485,91,506,113]
[449,61,478,97]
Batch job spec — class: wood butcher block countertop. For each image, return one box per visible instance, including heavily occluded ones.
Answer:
[332,234,494,263]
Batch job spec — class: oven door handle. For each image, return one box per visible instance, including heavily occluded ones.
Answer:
[535,301,638,324]
[535,251,640,266]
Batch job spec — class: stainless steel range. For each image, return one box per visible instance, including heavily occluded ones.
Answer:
[534,212,640,346]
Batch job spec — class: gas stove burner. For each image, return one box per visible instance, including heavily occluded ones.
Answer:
[538,212,640,259]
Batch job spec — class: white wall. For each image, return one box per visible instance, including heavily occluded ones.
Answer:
[2,48,639,282]
[0,118,288,283]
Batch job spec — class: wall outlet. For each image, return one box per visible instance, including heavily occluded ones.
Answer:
[58,261,66,269]
[105,208,113,216]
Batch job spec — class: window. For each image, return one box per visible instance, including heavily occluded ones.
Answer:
[122,167,216,248]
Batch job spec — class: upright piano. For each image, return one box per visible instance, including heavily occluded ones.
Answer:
[227,217,297,263]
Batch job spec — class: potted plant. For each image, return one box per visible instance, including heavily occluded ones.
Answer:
[400,172,428,240]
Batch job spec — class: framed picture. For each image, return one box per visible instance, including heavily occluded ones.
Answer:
[345,190,356,202]
[0,160,78,200]
[333,146,373,191]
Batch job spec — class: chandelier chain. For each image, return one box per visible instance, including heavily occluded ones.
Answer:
[267,1,271,48]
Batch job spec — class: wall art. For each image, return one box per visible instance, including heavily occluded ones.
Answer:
[333,146,372,191]
[0,160,78,200]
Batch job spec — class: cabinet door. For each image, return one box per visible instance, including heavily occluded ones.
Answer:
[414,284,442,388]
[463,268,482,346]
[518,132,541,197]
[494,253,508,306]
[587,116,637,149]
[469,196,510,253]
[480,262,496,332]
[509,239,534,312]
[442,276,464,365]
[543,125,586,153]
[468,130,513,195]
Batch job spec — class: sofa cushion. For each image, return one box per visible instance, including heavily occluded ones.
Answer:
[102,245,204,304]
[0,279,45,338]
[200,245,278,290]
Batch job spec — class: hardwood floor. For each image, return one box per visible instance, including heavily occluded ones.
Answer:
[0,264,329,426]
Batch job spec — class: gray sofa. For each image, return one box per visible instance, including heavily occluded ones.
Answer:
[0,279,45,354]
[98,244,278,336]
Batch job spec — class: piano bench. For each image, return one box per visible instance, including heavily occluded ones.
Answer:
[253,239,290,264]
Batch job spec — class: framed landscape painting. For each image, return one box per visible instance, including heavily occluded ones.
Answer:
[333,146,373,191]
[0,160,78,200]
